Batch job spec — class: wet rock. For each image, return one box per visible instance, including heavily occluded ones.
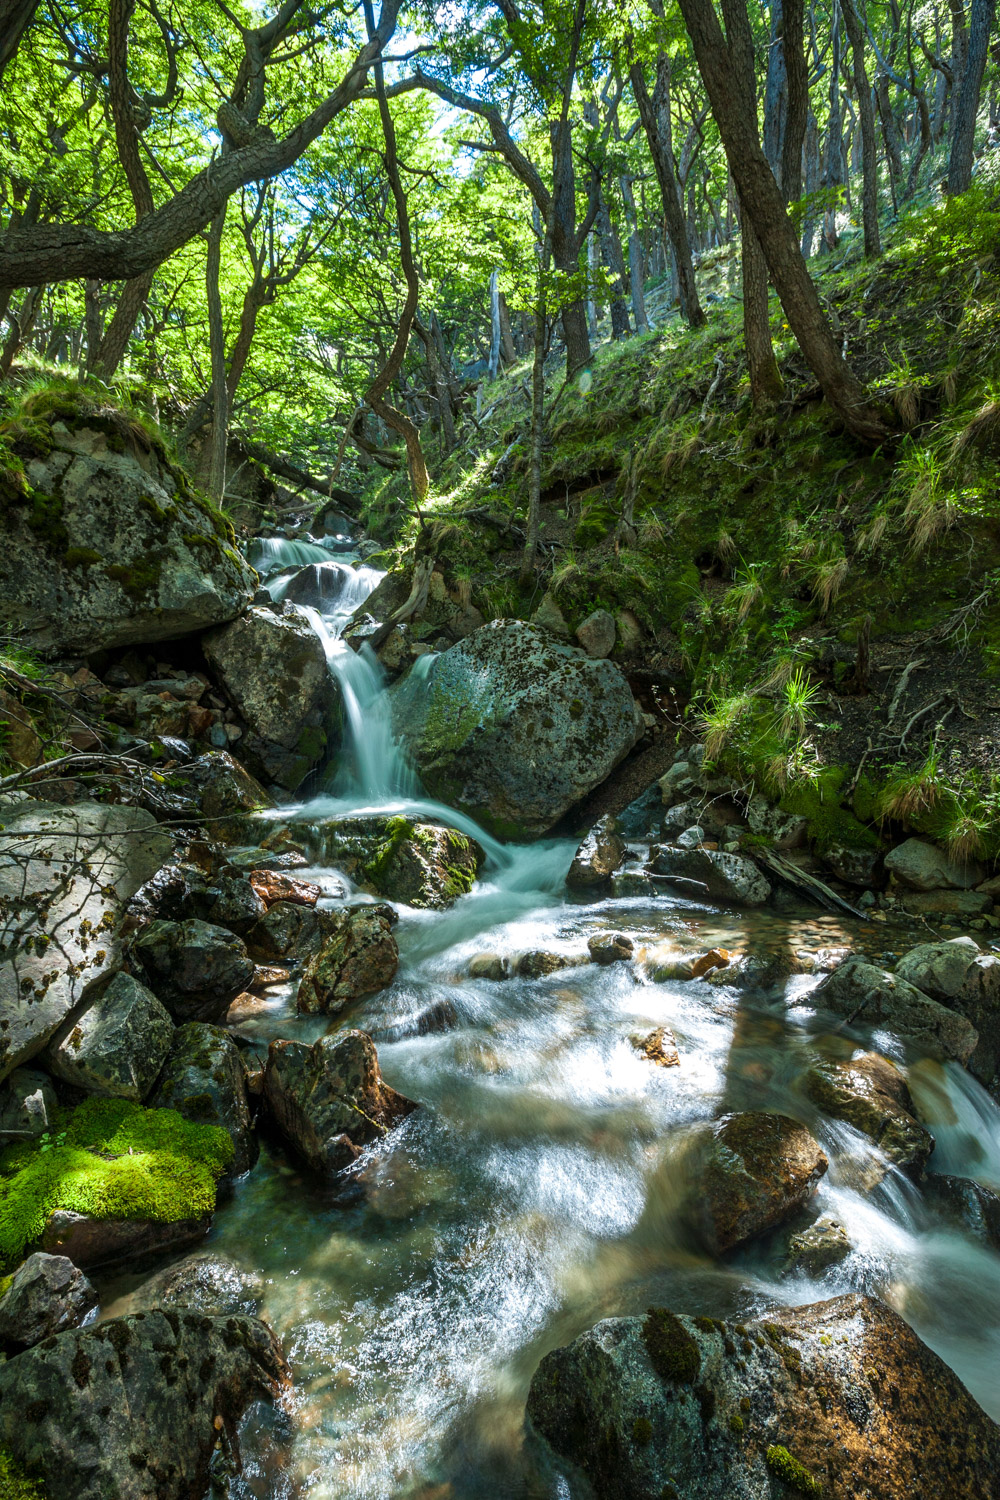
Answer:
[296,905,399,1015]
[824,841,881,888]
[575,608,616,658]
[248,868,320,907]
[131,918,255,1023]
[650,846,771,906]
[514,950,575,979]
[783,1214,852,1276]
[616,783,664,840]
[810,955,978,1065]
[526,1293,1000,1500]
[698,1112,828,1253]
[44,972,174,1101]
[197,872,267,935]
[895,937,1000,1090]
[263,1029,417,1174]
[630,1027,680,1067]
[202,603,340,791]
[675,824,706,848]
[923,1174,1000,1250]
[390,619,641,840]
[183,749,275,833]
[0,1254,97,1349]
[148,1023,257,1176]
[566,815,626,888]
[0,417,255,655]
[588,931,635,965]
[0,1068,57,1145]
[376,997,459,1041]
[246,899,335,961]
[803,1053,934,1175]
[0,1309,288,1500]
[0,801,171,1083]
[131,1251,264,1317]
[360,818,482,908]
[41,1211,212,1269]
[885,836,984,891]
[610,869,662,898]
[469,952,509,981]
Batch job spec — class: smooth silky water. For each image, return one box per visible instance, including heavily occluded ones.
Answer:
[103,553,1000,1498]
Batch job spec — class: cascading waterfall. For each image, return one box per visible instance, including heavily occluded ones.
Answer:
[250,535,347,576]
[101,532,1000,1500]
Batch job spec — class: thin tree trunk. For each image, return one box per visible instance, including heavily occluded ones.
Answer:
[948,0,996,191]
[0,285,41,376]
[498,293,517,363]
[629,58,706,326]
[841,0,881,254]
[488,269,501,380]
[875,73,904,204]
[595,188,632,338]
[522,229,551,583]
[800,110,821,254]
[205,208,229,504]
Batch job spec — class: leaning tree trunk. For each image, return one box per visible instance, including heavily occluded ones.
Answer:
[948,0,996,192]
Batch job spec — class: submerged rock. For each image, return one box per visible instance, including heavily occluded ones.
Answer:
[0,1253,97,1349]
[651,846,771,906]
[0,801,171,1083]
[296,905,399,1015]
[203,603,340,791]
[390,619,641,839]
[0,1310,288,1500]
[526,1293,1000,1500]
[803,1052,934,1175]
[263,1029,417,1174]
[44,972,174,1101]
[131,918,255,1023]
[895,937,1000,1091]
[0,416,255,655]
[566,815,626,888]
[148,1022,257,1176]
[131,1251,264,1317]
[697,1112,828,1253]
[810,955,978,1065]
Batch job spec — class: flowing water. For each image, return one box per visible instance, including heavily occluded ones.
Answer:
[106,551,1000,1498]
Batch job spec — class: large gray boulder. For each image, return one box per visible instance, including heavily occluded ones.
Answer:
[0,1310,288,1500]
[896,937,1000,1091]
[202,603,340,790]
[130,918,254,1023]
[651,846,771,906]
[810,955,978,1064]
[44,972,174,1101]
[263,1029,417,1174]
[526,1294,1000,1500]
[0,415,255,654]
[885,837,984,891]
[148,1022,257,1176]
[0,802,171,1083]
[0,1253,97,1349]
[390,620,641,839]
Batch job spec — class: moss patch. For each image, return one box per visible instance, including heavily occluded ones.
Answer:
[0,1450,46,1499]
[766,1444,822,1495]
[642,1307,701,1384]
[0,1097,233,1272]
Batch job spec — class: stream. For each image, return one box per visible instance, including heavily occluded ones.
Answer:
[106,535,1000,1498]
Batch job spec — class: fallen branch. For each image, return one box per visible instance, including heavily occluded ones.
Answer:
[756,848,867,919]
[887,658,925,724]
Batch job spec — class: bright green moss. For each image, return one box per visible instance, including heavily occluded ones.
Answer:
[766,1445,822,1495]
[779,767,880,854]
[0,1097,233,1271]
[642,1307,701,1384]
[0,1450,46,1498]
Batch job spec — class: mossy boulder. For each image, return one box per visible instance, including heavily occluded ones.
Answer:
[390,620,642,839]
[296,905,399,1015]
[360,816,482,908]
[895,937,1000,1093]
[0,802,171,1085]
[0,1309,287,1500]
[0,416,255,654]
[147,1022,257,1177]
[526,1294,1000,1499]
[803,1052,934,1175]
[263,1029,417,1174]
[202,604,340,791]
[0,1096,233,1272]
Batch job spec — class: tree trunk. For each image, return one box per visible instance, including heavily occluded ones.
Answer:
[595,188,632,338]
[498,292,517,363]
[875,73,904,204]
[948,0,996,191]
[619,171,651,331]
[0,0,41,85]
[629,58,706,326]
[800,110,821,254]
[841,0,881,254]
[677,0,891,441]
[522,231,551,582]
[549,113,591,378]
[205,208,229,504]
[742,215,784,403]
[489,269,501,380]
[0,285,41,377]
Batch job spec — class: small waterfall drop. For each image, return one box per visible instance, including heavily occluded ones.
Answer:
[250,535,343,575]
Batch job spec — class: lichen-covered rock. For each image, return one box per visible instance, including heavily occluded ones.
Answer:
[526,1293,1000,1500]
[566,815,626,888]
[651,846,771,906]
[810,955,978,1065]
[148,1023,257,1176]
[44,972,174,1101]
[390,620,641,839]
[0,414,256,655]
[0,1254,97,1349]
[0,1069,57,1145]
[803,1052,934,1175]
[360,817,482,908]
[697,1112,828,1253]
[0,1309,288,1500]
[895,937,1000,1091]
[130,1251,264,1317]
[885,836,984,891]
[131,918,254,1023]
[202,603,340,790]
[263,1029,417,1174]
[0,801,171,1084]
[296,905,399,1015]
